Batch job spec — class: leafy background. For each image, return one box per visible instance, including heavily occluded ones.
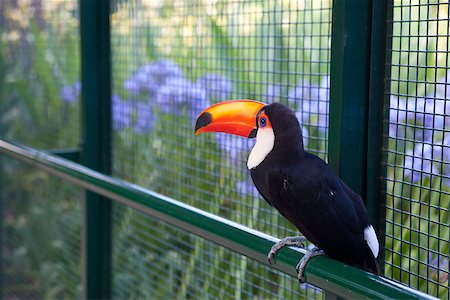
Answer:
[0,0,448,299]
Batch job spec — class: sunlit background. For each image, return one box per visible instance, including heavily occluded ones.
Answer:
[0,0,448,299]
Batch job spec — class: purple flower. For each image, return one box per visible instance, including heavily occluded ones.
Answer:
[389,96,407,138]
[124,60,183,95]
[236,179,258,196]
[403,144,433,183]
[133,102,155,134]
[112,94,156,133]
[389,95,450,141]
[123,77,140,94]
[288,76,329,104]
[215,134,254,161]
[188,95,210,122]
[427,252,449,283]
[435,70,450,100]
[288,76,329,129]
[403,135,450,186]
[265,84,281,103]
[420,97,449,142]
[155,77,209,121]
[112,94,132,130]
[61,80,81,104]
[196,73,233,100]
[155,77,193,107]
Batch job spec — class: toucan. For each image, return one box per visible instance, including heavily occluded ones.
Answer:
[194,100,380,282]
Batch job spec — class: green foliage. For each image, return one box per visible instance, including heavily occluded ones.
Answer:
[0,22,80,148]
[1,0,448,299]
[1,159,81,299]
[1,2,82,297]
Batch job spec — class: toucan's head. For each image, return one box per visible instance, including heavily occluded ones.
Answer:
[195,100,304,169]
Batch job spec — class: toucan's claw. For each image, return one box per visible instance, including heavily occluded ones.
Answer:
[267,236,307,265]
[295,248,326,283]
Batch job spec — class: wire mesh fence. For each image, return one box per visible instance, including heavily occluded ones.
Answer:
[0,157,82,299]
[110,0,331,297]
[384,1,449,298]
[0,0,449,299]
[111,202,323,299]
[0,0,81,149]
[0,0,82,297]
[110,0,331,255]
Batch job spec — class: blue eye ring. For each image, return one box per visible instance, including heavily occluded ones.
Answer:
[259,117,267,128]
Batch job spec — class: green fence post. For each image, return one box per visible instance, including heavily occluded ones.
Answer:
[366,0,392,268]
[329,0,372,196]
[79,0,112,298]
[330,0,392,273]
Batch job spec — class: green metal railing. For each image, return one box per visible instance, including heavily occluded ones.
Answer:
[0,139,436,299]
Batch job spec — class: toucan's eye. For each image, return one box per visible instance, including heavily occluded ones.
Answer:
[259,117,267,128]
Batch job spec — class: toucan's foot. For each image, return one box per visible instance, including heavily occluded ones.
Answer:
[267,236,307,265]
[295,248,325,283]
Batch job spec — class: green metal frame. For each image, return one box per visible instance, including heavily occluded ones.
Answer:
[0,139,436,300]
[366,0,392,267]
[329,0,390,247]
[48,149,80,162]
[79,0,112,298]
[329,0,372,196]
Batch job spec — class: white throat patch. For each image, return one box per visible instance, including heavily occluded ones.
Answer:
[247,127,275,169]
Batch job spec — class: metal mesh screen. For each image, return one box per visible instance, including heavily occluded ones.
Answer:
[111,0,331,297]
[0,0,82,298]
[110,0,331,247]
[384,1,449,298]
[111,202,323,300]
[0,157,82,298]
[0,0,80,149]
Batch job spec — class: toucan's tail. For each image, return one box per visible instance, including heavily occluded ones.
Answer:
[364,245,381,275]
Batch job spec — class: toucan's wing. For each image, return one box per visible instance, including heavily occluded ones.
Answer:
[265,156,368,264]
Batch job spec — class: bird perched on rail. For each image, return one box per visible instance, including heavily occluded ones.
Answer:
[194,100,380,282]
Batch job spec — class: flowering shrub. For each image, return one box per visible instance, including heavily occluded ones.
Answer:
[389,71,450,187]
[1,0,448,298]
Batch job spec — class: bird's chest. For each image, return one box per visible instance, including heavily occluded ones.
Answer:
[250,163,294,209]
[250,160,323,220]
[250,167,270,202]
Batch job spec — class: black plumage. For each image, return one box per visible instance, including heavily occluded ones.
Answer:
[249,103,379,274]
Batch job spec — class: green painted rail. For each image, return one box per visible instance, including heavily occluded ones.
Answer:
[0,139,436,300]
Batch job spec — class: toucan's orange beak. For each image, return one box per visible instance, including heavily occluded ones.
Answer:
[195,100,266,138]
